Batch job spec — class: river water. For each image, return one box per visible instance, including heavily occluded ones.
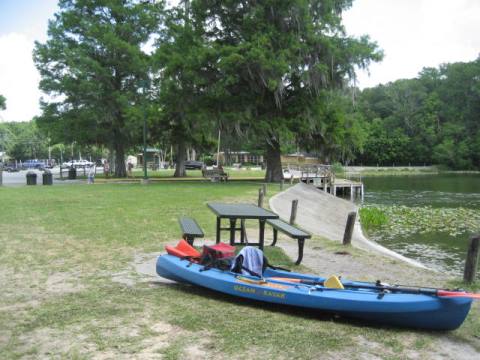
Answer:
[359,173,480,276]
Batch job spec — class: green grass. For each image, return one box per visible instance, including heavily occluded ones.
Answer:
[359,207,389,233]
[87,167,266,180]
[0,182,479,358]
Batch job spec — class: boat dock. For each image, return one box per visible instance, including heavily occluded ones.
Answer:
[285,164,364,202]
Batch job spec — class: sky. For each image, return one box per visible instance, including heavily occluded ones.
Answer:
[0,0,479,122]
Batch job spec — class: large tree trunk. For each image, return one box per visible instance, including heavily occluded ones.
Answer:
[114,137,126,178]
[174,139,187,177]
[264,137,283,182]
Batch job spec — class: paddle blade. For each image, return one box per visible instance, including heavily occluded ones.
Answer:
[438,290,480,299]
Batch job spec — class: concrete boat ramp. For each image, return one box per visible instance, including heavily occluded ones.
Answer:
[269,183,427,269]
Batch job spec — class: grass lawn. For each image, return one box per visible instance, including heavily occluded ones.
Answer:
[0,182,479,359]
[89,167,266,180]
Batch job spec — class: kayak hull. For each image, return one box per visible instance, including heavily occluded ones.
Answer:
[156,254,472,330]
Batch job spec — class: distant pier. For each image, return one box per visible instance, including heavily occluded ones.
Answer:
[285,164,364,202]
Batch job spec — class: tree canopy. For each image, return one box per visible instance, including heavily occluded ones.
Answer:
[357,57,480,169]
[0,121,49,161]
[33,0,385,177]
[0,95,6,111]
[34,0,163,176]
[187,0,382,181]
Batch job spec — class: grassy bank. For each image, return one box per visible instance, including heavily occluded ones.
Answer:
[345,166,439,177]
[1,182,479,358]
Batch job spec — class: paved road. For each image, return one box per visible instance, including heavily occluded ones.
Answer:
[0,168,84,187]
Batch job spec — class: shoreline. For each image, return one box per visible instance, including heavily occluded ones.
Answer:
[269,182,428,269]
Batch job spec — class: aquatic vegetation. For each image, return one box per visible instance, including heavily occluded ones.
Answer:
[359,207,389,232]
[361,205,480,239]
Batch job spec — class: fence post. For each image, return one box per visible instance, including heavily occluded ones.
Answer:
[464,235,480,283]
[343,211,356,245]
[289,199,298,225]
[262,183,267,196]
[258,188,264,208]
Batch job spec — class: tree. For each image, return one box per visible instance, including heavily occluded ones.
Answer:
[0,121,48,161]
[34,0,163,177]
[191,0,382,181]
[357,58,480,169]
[0,95,6,110]
[153,3,216,177]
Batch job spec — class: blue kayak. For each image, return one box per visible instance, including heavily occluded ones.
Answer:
[156,254,472,330]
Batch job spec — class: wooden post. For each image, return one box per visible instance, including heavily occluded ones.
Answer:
[258,188,264,208]
[262,183,267,196]
[280,180,284,191]
[289,199,298,225]
[343,212,356,245]
[463,235,480,283]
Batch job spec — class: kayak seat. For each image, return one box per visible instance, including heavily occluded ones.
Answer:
[166,239,201,259]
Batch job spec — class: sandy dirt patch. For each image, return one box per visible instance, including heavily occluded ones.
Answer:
[111,252,175,286]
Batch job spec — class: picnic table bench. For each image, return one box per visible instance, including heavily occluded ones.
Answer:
[267,219,311,265]
[202,168,229,182]
[179,217,204,245]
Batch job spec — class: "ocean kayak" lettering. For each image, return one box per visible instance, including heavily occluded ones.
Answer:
[234,285,256,294]
[263,290,285,299]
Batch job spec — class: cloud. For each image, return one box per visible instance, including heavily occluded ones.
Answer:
[0,32,41,122]
[343,0,480,88]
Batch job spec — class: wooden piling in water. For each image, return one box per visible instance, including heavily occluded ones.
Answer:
[463,235,480,283]
[257,188,264,208]
[289,199,298,225]
[343,212,356,245]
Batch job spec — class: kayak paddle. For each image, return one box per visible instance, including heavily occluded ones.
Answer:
[267,277,480,299]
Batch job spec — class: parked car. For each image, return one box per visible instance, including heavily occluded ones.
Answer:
[184,160,205,170]
[62,159,94,168]
[1,163,20,172]
[5,165,20,172]
[22,160,45,170]
[282,168,293,180]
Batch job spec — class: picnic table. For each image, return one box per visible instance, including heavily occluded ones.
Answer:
[207,203,279,250]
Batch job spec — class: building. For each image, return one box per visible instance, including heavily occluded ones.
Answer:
[136,148,162,169]
[218,151,264,166]
[281,152,321,166]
